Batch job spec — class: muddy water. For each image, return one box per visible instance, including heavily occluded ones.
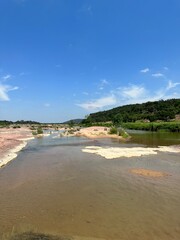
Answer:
[0,132,180,239]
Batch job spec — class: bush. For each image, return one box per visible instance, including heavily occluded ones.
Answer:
[13,125,21,128]
[32,127,43,135]
[117,127,130,138]
[37,127,43,134]
[32,131,37,135]
[109,127,118,134]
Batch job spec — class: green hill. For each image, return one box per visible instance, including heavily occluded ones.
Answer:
[83,99,180,124]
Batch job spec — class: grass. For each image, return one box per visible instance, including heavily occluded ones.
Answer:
[109,127,118,134]
[122,121,180,132]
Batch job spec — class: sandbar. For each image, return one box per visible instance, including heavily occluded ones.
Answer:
[130,168,170,177]
[82,145,180,159]
[0,127,33,167]
[75,126,128,140]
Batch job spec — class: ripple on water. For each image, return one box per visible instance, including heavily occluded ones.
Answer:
[0,133,180,240]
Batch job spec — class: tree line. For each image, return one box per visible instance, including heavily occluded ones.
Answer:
[0,120,40,127]
[82,99,180,124]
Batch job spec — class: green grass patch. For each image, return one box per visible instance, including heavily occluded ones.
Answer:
[122,121,180,132]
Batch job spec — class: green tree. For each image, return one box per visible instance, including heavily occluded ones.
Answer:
[113,113,123,126]
[68,120,74,128]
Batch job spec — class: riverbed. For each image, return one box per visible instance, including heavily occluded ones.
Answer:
[0,131,180,240]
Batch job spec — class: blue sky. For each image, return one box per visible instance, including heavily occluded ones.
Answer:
[0,0,180,122]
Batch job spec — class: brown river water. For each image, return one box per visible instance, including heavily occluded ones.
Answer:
[0,131,180,240]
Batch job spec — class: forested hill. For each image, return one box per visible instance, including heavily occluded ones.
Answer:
[84,99,180,123]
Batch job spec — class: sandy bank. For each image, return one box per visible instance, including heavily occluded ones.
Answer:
[130,168,170,178]
[0,127,33,167]
[0,141,28,167]
[75,126,127,140]
[82,145,180,159]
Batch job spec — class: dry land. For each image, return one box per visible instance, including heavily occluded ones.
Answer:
[0,127,33,167]
[75,126,127,140]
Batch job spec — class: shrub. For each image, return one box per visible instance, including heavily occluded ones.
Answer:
[32,127,43,135]
[109,127,118,134]
[32,131,37,136]
[117,127,130,138]
[37,127,43,134]
[13,125,21,128]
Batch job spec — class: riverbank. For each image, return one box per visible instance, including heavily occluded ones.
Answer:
[74,126,129,140]
[0,127,34,168]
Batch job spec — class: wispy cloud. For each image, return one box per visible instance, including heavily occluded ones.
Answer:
[2,74,12,81]
[77,79,180,111]
[140,68,149,73]
[77,95,116,111]
[164,67,169,71]
[118,80,180,105]
[166,80,180,90]
[101,79,109,85]
[119,85,146,99]
[152,73,164,78]
[0,84,18,101]
[99,79,109,90]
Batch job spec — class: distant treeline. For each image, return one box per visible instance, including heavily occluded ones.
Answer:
[0,120,40,126]
[82,99,180,124]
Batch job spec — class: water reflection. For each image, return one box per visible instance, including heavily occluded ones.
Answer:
[127,130,180,146]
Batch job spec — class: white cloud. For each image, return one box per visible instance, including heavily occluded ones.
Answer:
[152,73,164,78]
[120,85,146,99]
[115,85,155,105]
[166,80,180,90]
[76,77,180,112]
[77,95,116,111]
[2,74,12,80]
[140,68,149,73]
[150,80,180,101]
[0,84,18,101]
[99,79,109,90]
[101,79,109,85]
[164,67,169,71]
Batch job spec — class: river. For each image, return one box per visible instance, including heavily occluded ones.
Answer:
[0,131,180,240]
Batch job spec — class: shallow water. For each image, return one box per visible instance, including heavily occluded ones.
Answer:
[0,132,180,239]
